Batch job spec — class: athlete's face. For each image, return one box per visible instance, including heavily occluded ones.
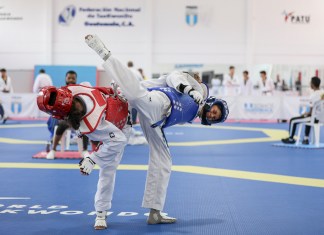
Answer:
[243,73,249,81]
[206,105,221,121]
[260,73,266,81]
[229,68,235,76]
[66,73,77,85]
[1,71,6,79]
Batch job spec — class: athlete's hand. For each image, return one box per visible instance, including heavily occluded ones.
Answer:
[79,157,96,175]
[183,85,203,104]
[188,90,204,104]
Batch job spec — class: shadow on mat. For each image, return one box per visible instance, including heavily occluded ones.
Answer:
[108,218,224,234]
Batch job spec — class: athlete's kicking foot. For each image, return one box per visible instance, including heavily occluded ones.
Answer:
[147,209,176,225]
[85,35,110,61]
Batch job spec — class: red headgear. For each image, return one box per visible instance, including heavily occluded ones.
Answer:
[37,86,73,120]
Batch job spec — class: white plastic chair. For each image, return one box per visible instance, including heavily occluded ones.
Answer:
[296,100,324,147]
[53,126,83,152]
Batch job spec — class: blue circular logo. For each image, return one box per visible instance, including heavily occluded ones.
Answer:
[58,5,76,26]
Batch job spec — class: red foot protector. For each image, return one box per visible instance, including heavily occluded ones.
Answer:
[33,151,82,159]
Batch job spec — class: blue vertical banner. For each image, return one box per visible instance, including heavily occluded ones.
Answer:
[186,6,198,26]
[11,100,22,114]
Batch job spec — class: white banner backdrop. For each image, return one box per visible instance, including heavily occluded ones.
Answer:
[52,0,150,74]
[1,93,48,118]
[0,93,305,120]
[253,0,324,63]
[153,0,246,64]
[221,95,303,120]
[0,0,48,69]
[54,0,147,43]
[237,96,282,120]
[154,0,245,44]
[2,0,324,69]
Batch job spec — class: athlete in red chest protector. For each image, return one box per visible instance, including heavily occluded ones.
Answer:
[84,34,230,227]
[37,84,131,230]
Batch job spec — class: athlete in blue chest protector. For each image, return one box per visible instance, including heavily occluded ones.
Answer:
[85,34,229,226]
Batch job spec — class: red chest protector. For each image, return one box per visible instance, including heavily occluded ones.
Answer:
[67,85,129,134]
[105,95,129,130]
[96,87,129,130]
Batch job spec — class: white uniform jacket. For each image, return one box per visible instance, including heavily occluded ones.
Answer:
[67,85,131,168]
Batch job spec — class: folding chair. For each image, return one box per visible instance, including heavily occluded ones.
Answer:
[296,100,324,147]
[53,125,83,152]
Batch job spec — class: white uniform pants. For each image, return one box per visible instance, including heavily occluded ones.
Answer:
[103,56,172,211]
[89,125,130,212]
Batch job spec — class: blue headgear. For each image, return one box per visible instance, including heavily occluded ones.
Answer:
[201,96,229,125]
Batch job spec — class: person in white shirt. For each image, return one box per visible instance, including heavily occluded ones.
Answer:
[0,68,14,93]
[32,69,53,93]
[0,100,8,124]
[257,71,274,96]
[222,66,240,96]
[127,61,143,82]
[0,68,12,123]
[282,76,323,144]
[138,68,147,80]
[239,71,253,96]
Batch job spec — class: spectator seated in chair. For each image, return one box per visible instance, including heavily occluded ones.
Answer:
[281,76,323,145]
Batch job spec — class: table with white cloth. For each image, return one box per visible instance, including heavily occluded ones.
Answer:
[223,95,310,120]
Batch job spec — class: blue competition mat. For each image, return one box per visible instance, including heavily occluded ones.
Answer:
[1,121,324,235]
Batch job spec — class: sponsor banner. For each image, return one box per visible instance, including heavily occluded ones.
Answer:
[57,4,142,28]
[185,6,198,27]
[0,4,23,21]
[0,93,306,120]
[237,96,281,120]
[0,0,43,23]
[253,0,324,49]
[54,0,147,43]
[0,0,48,69]
[154,0,245,44]
[1,93,48,118]
[222,95,303,120]
[282,10,310,24]
[220,96,237,120]
[281,96,307,120]
[0,0,46,47]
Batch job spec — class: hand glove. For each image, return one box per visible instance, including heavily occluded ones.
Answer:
[79,157,96,175]
[188,90,204,104]
[184,86,203,104]
[181,85,204,104]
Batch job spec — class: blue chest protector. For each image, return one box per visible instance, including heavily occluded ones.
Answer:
[148,87,199,128]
